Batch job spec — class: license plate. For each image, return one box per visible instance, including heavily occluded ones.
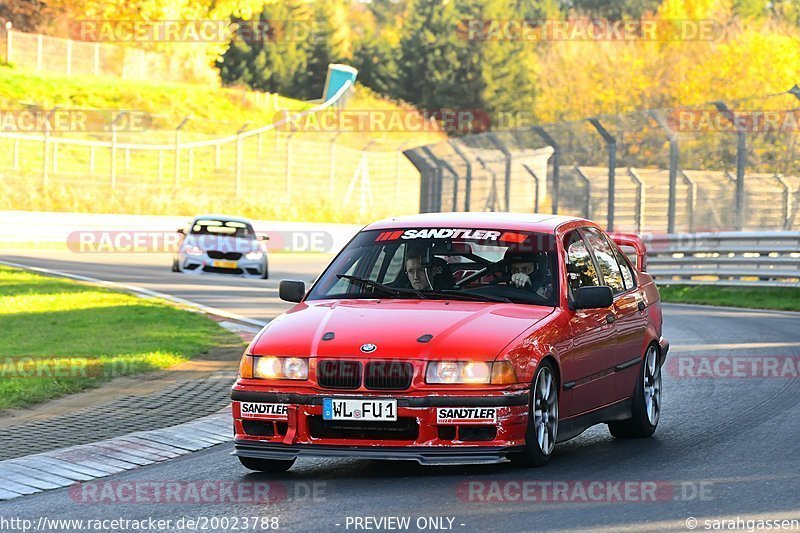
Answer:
[213,260,238,269]
[239,402,288,420]
[323,398,397,421]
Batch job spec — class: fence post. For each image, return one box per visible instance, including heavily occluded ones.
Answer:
[680,171,696,234]
[53,142,59,174]
[4,23,11,64]
[713,102,746,231]
[573,166,592,219]
[36,34,43,71]
[12,138,19,169]
[649,111,679,233]
[522,164,541,213]
[329,132,342,195]
[774,174,791,230]
[187,148,194,181]
[588,119,617,231]
[66,39,72,76]
[235,123,248,198]
[93,43,100,75]
[41,107,59,189]
[487,133,511,212]
[449,141,472,211]
[174,117,189,189]
[532,126,560,214]
[110,125,117,189]
[627,168,645,233]
[286,132,294,201]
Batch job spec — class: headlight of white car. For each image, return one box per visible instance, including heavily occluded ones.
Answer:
[253,356,308,380]
[245,250,264,260]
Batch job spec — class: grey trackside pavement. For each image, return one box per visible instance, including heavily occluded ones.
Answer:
[1,250,799,531]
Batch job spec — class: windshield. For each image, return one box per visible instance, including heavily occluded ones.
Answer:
[190,219,254,239]
[307,228,558,306]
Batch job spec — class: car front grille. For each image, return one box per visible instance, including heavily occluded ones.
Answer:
[364,361,414,390]
[206,250,242,260]
[202,266,243,274]
[317,360,361,389]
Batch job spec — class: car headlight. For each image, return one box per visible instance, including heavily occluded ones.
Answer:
[425,361,517,385]
[253,356,308,380]
[245,250,264,260]
[184,245,204,256]
[426,361,491,384]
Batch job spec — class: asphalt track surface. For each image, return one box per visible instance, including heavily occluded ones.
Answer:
[2,249,800,532]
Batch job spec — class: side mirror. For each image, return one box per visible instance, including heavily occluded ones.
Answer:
[279,280,306,303]
[176,227,185,235]
[574,286,613,309]
[258,235,269,241]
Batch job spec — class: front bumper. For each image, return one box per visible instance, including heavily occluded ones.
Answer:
[231,389,530,465]
[179,252,267,278]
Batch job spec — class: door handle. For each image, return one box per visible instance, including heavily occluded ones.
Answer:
[606,314,616,324]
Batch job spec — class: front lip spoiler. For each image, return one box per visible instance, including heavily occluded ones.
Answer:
[230,390,529,407]
[232,441,524,465]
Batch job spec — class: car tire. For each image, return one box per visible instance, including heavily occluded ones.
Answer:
[238,456,295,472]
[509,360,558,468]
[171,256,180,273]
[608,344,661,439]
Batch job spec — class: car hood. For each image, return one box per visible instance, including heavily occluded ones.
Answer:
[250,299,555,360]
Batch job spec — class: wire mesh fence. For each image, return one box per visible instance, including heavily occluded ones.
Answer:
[405,91,800,233]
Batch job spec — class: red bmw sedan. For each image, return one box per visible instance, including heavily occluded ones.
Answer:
[231,213,668,471]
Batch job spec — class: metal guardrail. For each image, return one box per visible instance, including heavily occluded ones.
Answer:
[644,231,800,287]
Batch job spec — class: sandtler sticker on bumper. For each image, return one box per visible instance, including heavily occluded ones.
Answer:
[437,407,497,425]
[239,402,288,420]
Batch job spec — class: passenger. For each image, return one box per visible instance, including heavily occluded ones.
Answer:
[505,252,552,299]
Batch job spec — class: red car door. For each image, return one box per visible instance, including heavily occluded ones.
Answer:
[583,227,648,402]
[556,229,620,418]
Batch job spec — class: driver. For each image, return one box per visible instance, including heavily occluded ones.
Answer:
[405,248,455,291]
[405,252,431,291]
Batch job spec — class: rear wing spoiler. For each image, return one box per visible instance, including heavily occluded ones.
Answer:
[610,233,647,272]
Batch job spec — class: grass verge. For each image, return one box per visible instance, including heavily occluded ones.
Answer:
[659,285,800,312]
[0,265,241,410]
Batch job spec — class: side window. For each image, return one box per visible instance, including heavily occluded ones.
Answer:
[607,238,636,290]
[564,230,600,297]
[583,228,625,294]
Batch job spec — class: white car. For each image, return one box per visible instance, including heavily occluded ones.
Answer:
[172,215,268,279]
